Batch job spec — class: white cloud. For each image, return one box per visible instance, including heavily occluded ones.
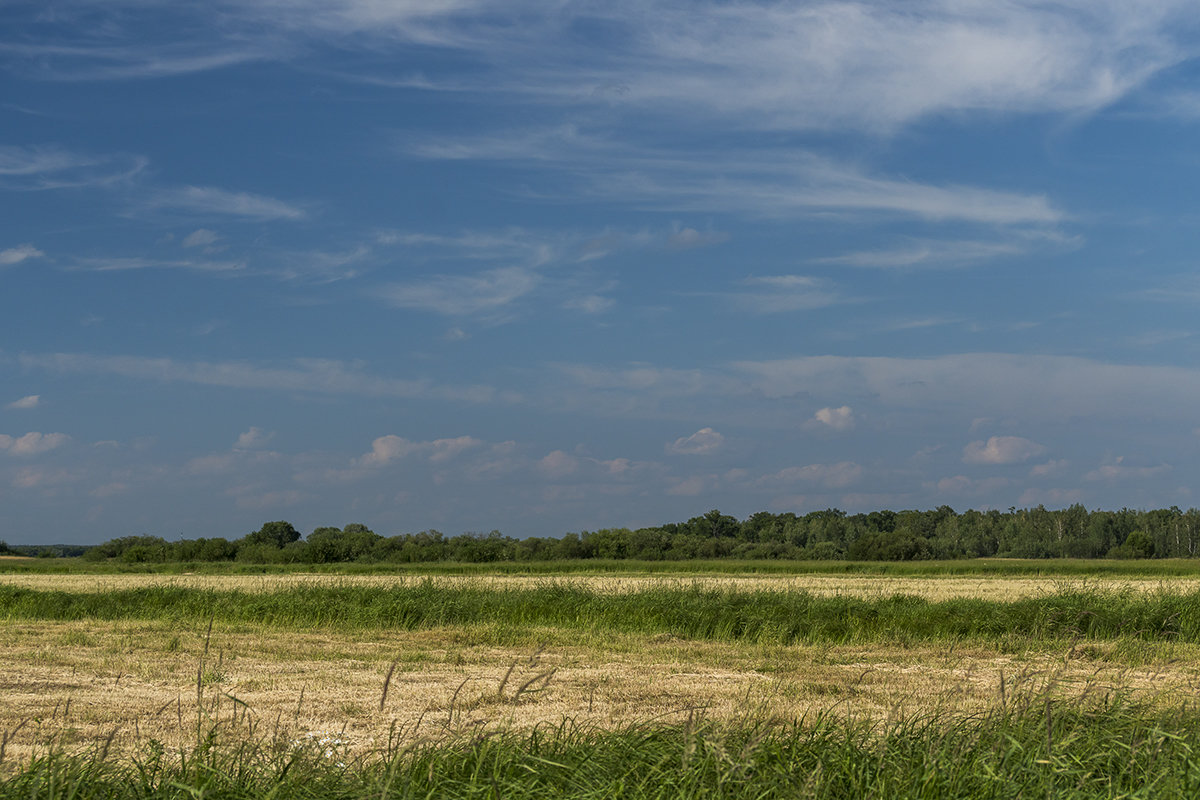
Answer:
[963,436,1046,465]
[0,432,70,456]
[762,462,863,489]
[378,267,538,316]
[729,275,842,314]
[72,256,245,273]
[932,475,1010,495]
[0,144,146,190]
[816,238,1029,269]
[10,2,1189,134]
[429,436,483,463]
[936,475,973,493]
[415,133,1063,226]
[361,434,483,466]
[6,395,39,410]
[234,427,274,450]
[538,450,579,477]
[667,475,711,496]
[812,406,855,431]
[1083,457,1171,482]
[667,227,729,250]
[1029,459,1069,478]
[729,354,1200,422]
[0,244,44,266]
[182,229,220,248]
[148,186,305,221]
[563,294,614,314]
[20,352,503,404]
[360,436,419,466]
[667,427,724,455]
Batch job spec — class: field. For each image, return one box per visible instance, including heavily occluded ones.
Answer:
[3,560,1200,797]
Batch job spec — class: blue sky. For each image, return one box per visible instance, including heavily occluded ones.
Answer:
[4,1,1200,544]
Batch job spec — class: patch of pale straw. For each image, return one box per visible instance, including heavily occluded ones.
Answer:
[0,620,1196,766]
[4,572,1200,601]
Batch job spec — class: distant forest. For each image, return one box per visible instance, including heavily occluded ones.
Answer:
[11,504,1200,563]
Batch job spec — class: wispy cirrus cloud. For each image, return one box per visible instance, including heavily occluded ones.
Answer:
[19,352,508,404]
[0,144,146,190]
[0,244,44,266]
[409,132,1063,226]
[550,353,1200,426]
[727,275,843,314]
[378,266,540,316]
[70,256,245,273]
[144,186,306,221]
[17,2,1182,129]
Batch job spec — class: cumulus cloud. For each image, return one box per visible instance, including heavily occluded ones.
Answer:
[234,427,274,450]
[182,228,220,248]
[538,449,580,477]
[428,436,483,463]
[812,405,855,431]
[963,436,1046,465]
[667,227,729,250]
[0,431,70,455]
[667,427,724,455]
[0,244,43,266]
[360,434,482,466]
[6,395,39,409]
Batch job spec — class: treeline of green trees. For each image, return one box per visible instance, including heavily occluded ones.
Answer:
[0,541,89,559]
[68,504,1200,564]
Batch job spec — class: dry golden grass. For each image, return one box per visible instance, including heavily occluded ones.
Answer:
[3,572,1198,600]
[1,617,1197,766]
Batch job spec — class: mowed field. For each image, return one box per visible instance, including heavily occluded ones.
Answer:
[4,560,1200,797]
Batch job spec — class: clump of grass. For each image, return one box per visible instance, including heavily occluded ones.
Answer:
[5,689,1200,799]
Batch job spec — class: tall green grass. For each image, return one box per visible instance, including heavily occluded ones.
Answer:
[2,582,1198,645]
[7,557,1200,577]
[4,693,1199,798]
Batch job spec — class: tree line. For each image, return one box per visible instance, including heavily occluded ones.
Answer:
[64,504,1200,564]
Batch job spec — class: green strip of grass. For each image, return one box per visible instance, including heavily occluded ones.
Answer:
[7,557,1200,577]
[4,695,1199,799]
[2,582,1197,645]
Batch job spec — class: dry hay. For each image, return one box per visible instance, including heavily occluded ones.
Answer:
[0,619,1196,766]
[3,572,1199,601]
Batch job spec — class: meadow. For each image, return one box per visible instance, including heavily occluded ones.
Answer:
[2,558,1200,797]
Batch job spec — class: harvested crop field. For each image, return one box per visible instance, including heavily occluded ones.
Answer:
[3,570,1199,601]
[4,565,1200,797]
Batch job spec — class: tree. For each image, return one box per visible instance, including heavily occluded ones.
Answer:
[244,520,300,549]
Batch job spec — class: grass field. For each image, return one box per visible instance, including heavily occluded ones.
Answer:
[3,561,1200,797]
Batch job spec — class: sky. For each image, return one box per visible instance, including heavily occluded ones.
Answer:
[4,1,1200,545]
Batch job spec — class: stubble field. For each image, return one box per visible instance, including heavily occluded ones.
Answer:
[3,560,1200,798]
